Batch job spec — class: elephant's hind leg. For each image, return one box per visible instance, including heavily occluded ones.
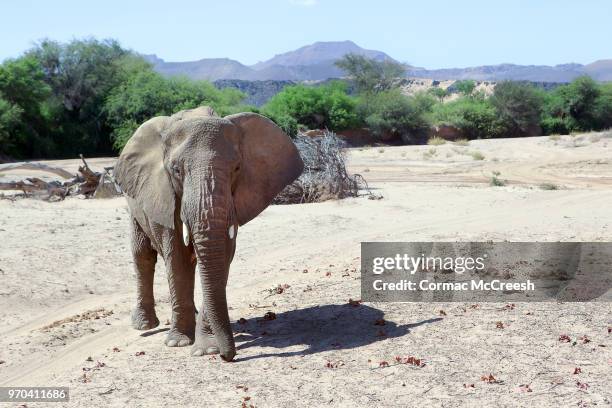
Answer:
[130,217,160,330]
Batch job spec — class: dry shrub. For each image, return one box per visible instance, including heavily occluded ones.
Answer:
[427,136,446,146]
[273,131,369,204]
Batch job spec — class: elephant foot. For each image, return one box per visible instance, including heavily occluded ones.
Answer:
[165,328,194,347]
[131,305,160,330]
[191,333,219,356]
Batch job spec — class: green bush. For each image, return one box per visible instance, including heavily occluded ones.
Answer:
[268,113,298,137]
[360,89,430,143]
[490,81,544,137]
[430,96,504,139]
[539,76,612,134]
[540,116,570,135]
[263,81,359,136]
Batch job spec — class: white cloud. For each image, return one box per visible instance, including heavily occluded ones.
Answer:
[289,0,318,6]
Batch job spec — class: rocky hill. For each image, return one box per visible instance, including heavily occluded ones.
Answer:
[144,41,397,81]
[252,40,392,69]
[583,60,612,81]
[248,40,394,80]
[143,54,256,80]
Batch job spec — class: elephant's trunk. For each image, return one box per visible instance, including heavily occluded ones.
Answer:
[187,172,236,361]
[193,234,235,361]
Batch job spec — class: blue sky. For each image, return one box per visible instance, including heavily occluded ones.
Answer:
[2,0,610,68]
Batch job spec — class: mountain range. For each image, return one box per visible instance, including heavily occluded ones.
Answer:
[143,40,612,83]
[144,41,393,82]
[406,62,612,82]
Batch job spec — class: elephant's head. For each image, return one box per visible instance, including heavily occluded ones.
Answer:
[114,107,303,360]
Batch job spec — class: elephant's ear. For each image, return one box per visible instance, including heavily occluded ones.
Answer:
[225,112,304,226]
[114,116,176,229]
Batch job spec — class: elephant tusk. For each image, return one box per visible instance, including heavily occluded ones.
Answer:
[228,225,235,240]
[182,222,190,246]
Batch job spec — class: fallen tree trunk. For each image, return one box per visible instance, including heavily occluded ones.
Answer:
[0,162,75,179]
[0,155,121,201]
[0,180,44,193]
[0,177,67,198]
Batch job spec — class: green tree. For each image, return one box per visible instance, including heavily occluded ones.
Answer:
[0,56,53,158]
[593,82,612,129]
[490,81,544,137]
[335,54,405,94]
[263,81,359,136]
[428,87,447,102]
[553,76,601,130]
[540,76,610,133]
[360,89,430,143]
[540,88,573,134]
[454,80,476,96]
[564,76,600,129]
[105,70,246,150]
[0,38,250,158]
[26,38,132,156]
[0,96,24,155]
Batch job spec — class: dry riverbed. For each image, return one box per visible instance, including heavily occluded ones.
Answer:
[0,133,611,407]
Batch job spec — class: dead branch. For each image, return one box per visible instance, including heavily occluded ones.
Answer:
[273,131,372,204]
[75,154,101,195]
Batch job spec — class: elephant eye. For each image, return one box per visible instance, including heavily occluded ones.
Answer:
[172,164,181,177]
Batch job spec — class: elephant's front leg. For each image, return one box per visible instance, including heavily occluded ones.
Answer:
[162,237,197,347]
[130,217,160,330]
[191,236,236,358]
[191,309,219,356]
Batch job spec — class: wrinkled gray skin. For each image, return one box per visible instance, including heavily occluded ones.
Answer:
[114,107,303,361]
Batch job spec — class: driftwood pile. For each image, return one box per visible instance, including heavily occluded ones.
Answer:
[273,131,375,204]
[0,155,121,201]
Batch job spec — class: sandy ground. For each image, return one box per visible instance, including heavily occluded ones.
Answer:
[0,133,611,407]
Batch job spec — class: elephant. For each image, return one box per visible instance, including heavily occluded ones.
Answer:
[114,106,303,361]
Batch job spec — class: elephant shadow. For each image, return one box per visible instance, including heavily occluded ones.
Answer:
[231,304,441,362]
